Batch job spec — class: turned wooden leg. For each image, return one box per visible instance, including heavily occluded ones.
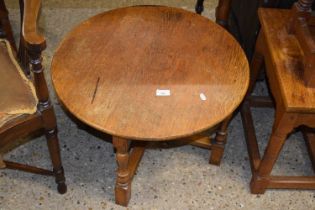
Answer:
[28,34,66,194]
[195,0,205,14]
[44,108,67,194]
[215,0,232,29]
[250,110,297,194]
[113,136,131,206]
[210,114,232,165]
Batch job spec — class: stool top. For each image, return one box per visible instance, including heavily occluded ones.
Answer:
[259,8,315,113]
[51,6,249,140]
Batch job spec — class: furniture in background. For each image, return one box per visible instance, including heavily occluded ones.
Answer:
[241,0,315,193]
[0,0,15,51]
[0,0,66,194]
[51,5,249,206]
[192,0,236,165]
[196,0,315,59]
[195,0,231,28]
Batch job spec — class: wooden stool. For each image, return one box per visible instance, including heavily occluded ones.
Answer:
[51,6,249,206]
[241,0,315,193]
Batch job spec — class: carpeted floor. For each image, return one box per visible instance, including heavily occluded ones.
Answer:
[0,0,314,209]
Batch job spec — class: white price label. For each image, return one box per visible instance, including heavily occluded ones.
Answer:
[200,93,207,101]
[156,89,171,96]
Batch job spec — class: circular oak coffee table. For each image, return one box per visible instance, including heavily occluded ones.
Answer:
[51,6,249,206]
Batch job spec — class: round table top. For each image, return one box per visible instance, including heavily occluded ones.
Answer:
[51,6,249,141]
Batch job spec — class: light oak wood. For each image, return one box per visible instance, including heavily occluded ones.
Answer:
[52,6,249,141]
[189,136,212,149]
[22,0,46,50]
[52,5,249,206]
[241,4,315,194]
[259,9,315,112]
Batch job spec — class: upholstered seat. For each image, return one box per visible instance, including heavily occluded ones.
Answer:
[0,39,37,127]
[0,0,67,193]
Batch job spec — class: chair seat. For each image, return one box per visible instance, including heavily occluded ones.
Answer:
[258,8,315,113]
[0,39,37,127]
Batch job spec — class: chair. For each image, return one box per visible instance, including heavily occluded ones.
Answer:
[0,0,67,194]
[195,0,231,28]
[241,0,315,193]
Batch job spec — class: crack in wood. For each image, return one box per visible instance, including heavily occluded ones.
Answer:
[91,77,100,104]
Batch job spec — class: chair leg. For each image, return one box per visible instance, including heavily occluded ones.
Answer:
[209,114,232,165]
[250,110,297,194]
[113,136,131,206]
[27,35,66,193]
[44,108,67,194]
[195,0,205,14]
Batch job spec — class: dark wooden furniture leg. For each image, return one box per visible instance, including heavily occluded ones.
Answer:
[44,110,67,194]
[209,114,232,165]
[17,0,30,75]
[29,50,66,194]
[216,0,232,28]
[195,0,205,14]
[0,0,16,50]
[113,137,146,206]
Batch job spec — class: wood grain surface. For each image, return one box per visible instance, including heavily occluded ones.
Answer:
[52,6,249,140]
[22,0,46,49]
[259,8,315,113]
[242,5,315,194]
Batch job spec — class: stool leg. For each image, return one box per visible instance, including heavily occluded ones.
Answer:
[44,108,67,194]
[250,111,296,194]
[113,137,131,206]
[210,114,232,165]
[247,31,265,95]
[302,128,315,172]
